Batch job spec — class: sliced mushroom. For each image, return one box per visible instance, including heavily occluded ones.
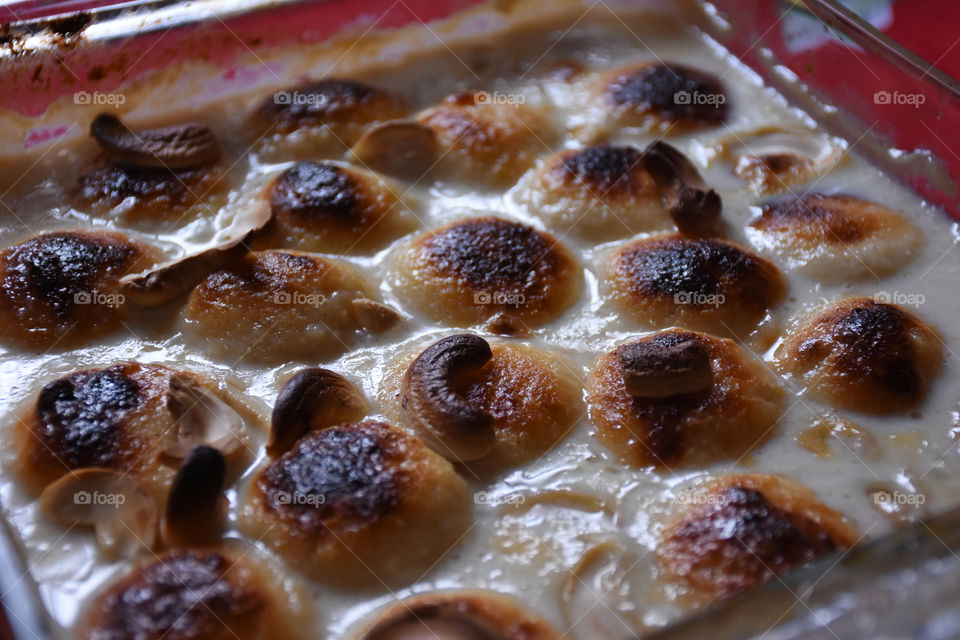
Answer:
[164,374,244,458]
[349,120,438,180]
[361,606,504,640]
[402,335,496,462]
[352,297,405,333]
[39,468,157,560]
[619,338,713,398]
[267,368,368,457]
[90,113,220,169]
[642,141,721,236]
[120,200,272,306]
[164,445,227,547]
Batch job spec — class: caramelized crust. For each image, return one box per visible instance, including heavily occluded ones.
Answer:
[747,193,923,281]
[417,93,557,186]
[263,161,417,254]
[392,217,581,334]
[587,330,785,468]
[355,590,560,640]
[608,233,785,337]
[776,298,942,413]
[518,144,669,239]
[183,249,396,364]
[0,231,157,349]
[659,474,858,600]
[598,63,728,133]
[239,421,470,587]
[387,340,583,473]
[251,78,408,157]
[76,156,224,220]
[78,549,305,640]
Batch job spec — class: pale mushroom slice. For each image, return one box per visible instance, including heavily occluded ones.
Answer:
[164,445,227,547]
[642,141,722,236]
[619,335,713,398]
[164,373,245,458]
[90,113,221,169]
[400,334,496,462]
[348,119,438,180]
[352,297,405,333]
[120,199,272,306]
[39,468,157,560]
[267,368,369,457]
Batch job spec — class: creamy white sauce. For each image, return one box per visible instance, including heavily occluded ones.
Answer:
[1,9,959,639]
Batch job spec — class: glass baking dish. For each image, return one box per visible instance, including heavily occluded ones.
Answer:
[0,1,958,638]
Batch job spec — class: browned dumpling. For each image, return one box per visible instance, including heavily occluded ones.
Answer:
[517,144,670,240]
[0,231,158,349]
[658,474,858,601]
[354,590,560,640]
[259,161,417,254]
[77,548,309,640]
[776,297,942,414]
[238,421,471,587]
[587,330,785,468]
[391,217,581,335]
[12,362,251,500]
[595,62,728,134]
[720,127,842,195]
[746,193,923,282]
[182,249,401,364]
[384,334,583,471]
[417,92,557,186]
[607,233,785,337]
[250,78,409,158]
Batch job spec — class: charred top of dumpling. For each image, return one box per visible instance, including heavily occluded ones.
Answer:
[258,422,406,534]
[605,63,728,128]
[255,78,408,135]
[419,217,564,290]
[550,144,647,194]
[80,550,265,640]
[269,162,360,222]
[77,158,222,215]
[752,193,886,244]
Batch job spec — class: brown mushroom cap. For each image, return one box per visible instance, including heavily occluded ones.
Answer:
[401,334,495,462]
[90,113,220,169]
[39,468,157,559]
[164,445,227,547]
[642,141,721,236]
[164,374,245,458]
[267,368,368,457]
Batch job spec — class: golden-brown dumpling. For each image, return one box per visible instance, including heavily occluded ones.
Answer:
[12,363,251,500]
[658,474,858,601]
[587,329,785,468]
[595,62,728,134]
[776,297,942,414]
[417,92,557,186]
[0,231,158,349]
[238,421,470,587]
[746,193,923,281]
[516,143,670,240]
[77,548,309,640]
[384,334,583,471]
[391,217,581,335]
[607,233,785,337]
[260,161,417,254]
[353,590,560,640]
[250,78,409,158]
[182,249,401,364]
